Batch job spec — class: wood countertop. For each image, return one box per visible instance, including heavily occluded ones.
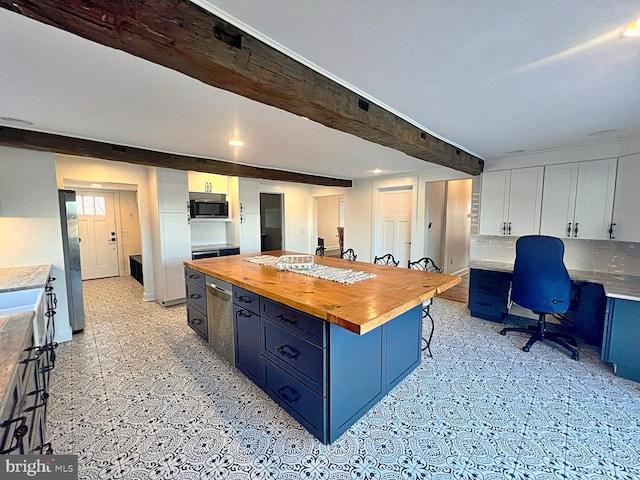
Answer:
[184,251,460,335]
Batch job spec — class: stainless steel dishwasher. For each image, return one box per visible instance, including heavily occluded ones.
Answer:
[205,275,235,365]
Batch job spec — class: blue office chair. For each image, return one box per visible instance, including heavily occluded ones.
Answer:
[500,235,579,360]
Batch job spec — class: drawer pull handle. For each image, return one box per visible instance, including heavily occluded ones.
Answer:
[189,274,200,280]
[478,302,492,307]
[277,345,300,360]
[190,293,202,299]
[238,310,253,318]
[237,295,252,303]
[190,318,204,325]
[277,386,301,404]
[277,314,298,326]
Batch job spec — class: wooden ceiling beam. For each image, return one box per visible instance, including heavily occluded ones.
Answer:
[1,0,484,176]
[0,127,352,187]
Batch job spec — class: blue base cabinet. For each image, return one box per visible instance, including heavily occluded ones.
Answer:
[468,268,511,322]
[229,286,422,444]
[602,297,640,383]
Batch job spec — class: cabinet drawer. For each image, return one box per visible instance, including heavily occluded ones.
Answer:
[470,268,511,285]
[470,279,510,296]
[469,292,507,321]
[263,359,325,440]
[262,299,325,347]
[185,267,205,284]
[185,281,206,312]
[233,287,260,315]
[187,303,208,340]
[262,319,325,395]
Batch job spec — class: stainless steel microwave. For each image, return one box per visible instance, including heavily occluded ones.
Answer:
[189,193,229,218]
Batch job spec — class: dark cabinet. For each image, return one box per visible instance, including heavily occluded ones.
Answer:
[185,267,207,340]
[233,304,262,386]
[602,297,640,383]
[468,268,511,322]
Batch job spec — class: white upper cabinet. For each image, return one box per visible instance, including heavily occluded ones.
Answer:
[541,158,617,240]
[479,167,543,237]
[188,171,229,195]
[611,153,640,242]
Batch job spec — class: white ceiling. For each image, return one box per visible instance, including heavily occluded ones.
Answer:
[1,2,639,181]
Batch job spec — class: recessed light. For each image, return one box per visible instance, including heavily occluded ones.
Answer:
[587,129,618,136]
[228,140,245,147]
[371,168,383,174]
[622,16,640,37]
[0,116,34,126]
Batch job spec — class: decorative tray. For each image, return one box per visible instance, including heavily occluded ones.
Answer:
[275,255,315,270]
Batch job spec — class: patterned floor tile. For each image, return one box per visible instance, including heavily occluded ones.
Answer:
[44,276,640,479]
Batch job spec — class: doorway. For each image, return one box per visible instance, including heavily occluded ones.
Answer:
[316,195,344,257]
[76,189,120,280]
[424,179,472,274]
[376,186,413,267]
[260,193,283,251]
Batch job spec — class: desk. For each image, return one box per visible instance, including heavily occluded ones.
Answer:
[469,260,640,383]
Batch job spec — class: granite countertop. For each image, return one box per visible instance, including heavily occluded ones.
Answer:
[0,311,34,414]
[469,260,640,301]
[0,265,52,292]
[186,251,460,335]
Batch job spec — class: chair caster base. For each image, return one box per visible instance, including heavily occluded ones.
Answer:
[571,353,579,361]
[522,345,530,352]
[499,330,507,336]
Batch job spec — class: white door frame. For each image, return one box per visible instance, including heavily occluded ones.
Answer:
[372,177,419,264]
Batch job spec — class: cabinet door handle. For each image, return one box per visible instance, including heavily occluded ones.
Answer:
[277,345,300,360]
[567,223,572,237]
[574,222,579,238]
[502,222,507,235]
[507,222,512,235]
[277,386,301,403]
[609,223,616,239]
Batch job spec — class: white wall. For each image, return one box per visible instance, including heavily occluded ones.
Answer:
[0,147,71,343]
[55,154,156,300]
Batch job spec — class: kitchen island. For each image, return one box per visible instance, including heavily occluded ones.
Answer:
[184,252,459,443]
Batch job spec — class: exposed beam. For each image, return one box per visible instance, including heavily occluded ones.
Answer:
[1,0,484,176]
[0,127,352,187]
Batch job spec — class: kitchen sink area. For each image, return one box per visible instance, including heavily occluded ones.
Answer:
[0,287,43,315]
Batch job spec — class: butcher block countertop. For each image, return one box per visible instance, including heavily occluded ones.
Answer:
[184,251,460,335]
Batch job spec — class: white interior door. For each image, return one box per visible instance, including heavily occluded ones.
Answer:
[378,187,412,267]
[77,190,120,280]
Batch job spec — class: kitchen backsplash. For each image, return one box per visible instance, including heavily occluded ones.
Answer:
[190,220,227,247]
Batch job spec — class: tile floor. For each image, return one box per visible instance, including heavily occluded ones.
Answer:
[47,276,640,479]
